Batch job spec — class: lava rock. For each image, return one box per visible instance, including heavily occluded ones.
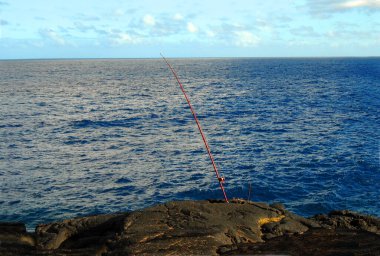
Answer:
[221,228,380,256]
[1,200,379,256]
[312,210,380,234]
[0,222,36,256]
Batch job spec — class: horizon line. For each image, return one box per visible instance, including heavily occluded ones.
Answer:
[1,55,379,61]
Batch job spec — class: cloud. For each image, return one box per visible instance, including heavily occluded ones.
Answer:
[143,14,156,26]
[290,26,320,37]
[73,22,95,33]
[112,32,141,45]
[234,31,260,47]
[127,14,183,38]
[39,28,67,46]
[114,9,125,17]
[173,13,184,21]
[326,27,378,39]
[187,22,198,33]
[196,22,263,47]
[88,13,186,41]
[306,0,380,16]
[337,0,380,9]
[206,30,216,38]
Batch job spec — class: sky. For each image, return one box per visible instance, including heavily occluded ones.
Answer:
[0,0,379,59]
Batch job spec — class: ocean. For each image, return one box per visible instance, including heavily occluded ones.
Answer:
[1,58,379,230]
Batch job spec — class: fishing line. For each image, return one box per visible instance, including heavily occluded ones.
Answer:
[161,53,229,203]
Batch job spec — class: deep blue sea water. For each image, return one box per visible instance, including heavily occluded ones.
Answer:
[1,58,379,230]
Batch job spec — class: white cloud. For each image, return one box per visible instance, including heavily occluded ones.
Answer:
[112,33,140,45]
[143,15,156,26]
[337,0,380,9]
[173,13,184,21]
[234,31,260,47]
[187,22,198,33]
[306,0,380,16]
[39,28,66,46]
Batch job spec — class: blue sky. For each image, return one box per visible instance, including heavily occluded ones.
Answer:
[0,0,379,59]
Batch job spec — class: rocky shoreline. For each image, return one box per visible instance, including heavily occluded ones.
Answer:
[1,199,379,255]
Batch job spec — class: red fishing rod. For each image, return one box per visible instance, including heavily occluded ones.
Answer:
[161,53,229,203]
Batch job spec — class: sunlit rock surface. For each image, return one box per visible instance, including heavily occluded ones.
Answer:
[1,199,379,255]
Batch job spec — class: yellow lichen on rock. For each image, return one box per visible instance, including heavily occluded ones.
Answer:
[258,215,285,226]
